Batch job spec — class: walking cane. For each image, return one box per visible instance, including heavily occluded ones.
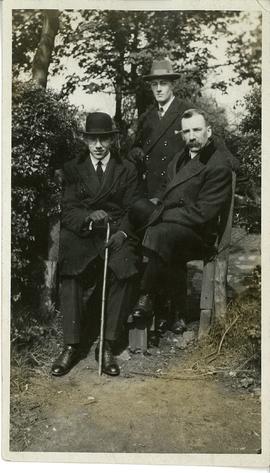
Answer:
[98,221,111,376]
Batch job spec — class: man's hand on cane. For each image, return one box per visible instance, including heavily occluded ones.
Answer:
[85,210,109,231]
[149,197,161,205]
[87,210,109,224]
[105,231,127,252]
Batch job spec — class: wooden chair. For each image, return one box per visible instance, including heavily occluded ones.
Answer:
[127,171,236,352]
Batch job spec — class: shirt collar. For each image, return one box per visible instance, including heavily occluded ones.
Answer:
[159,95,175,114]
[190,151,198,160]
[90,152,111,169]
[187,138,216,162]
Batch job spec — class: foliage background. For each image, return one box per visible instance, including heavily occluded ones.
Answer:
[11,8,261,339]
[11,82,82,310]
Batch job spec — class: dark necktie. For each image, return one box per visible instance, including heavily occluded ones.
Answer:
[185,153,192,165]
[96,161,104,183]
[158,107,164,119]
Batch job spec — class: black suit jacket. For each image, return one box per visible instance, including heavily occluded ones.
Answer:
[58,151,141,279]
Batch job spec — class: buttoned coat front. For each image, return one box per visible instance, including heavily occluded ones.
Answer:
[58,151,141,280]
[134,97,192,198]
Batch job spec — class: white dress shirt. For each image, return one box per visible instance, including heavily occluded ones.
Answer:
[158,95,175,117]
[190,151,198,160]
[88,151,128,239]
[90,151,111,171]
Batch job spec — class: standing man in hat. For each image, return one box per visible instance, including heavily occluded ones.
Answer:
[130,59,192,200]
[51,112,141,377]
[129,58,193,333]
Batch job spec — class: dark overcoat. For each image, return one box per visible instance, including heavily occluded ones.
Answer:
[58,151,141,280]
[143,140,233,261]
[133,97,193,198]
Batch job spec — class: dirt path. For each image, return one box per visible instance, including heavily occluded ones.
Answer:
[10,340,261,454]
[10,228,261,454]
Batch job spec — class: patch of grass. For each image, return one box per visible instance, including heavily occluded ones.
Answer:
[10,308,62,394]
[210,265,261,372]
[10,309,63,450]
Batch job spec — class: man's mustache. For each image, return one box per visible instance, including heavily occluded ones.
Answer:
[187,141,200,148]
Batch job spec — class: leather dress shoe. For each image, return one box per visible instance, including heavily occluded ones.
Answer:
[51,345,80,376]
[95,341,120,376]
[157,318,168,334]
[131,294,153,319]
[170,317,187,335]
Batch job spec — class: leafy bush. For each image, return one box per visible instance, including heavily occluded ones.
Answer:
[227,85,261,233]
[12,81,80,310]
[194,87,261,234]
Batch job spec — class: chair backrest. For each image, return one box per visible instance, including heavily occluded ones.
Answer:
[217,171,237,255]
[203,170,236,262]
[199,170,237,327]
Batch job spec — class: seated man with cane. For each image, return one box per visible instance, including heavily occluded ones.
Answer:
[51,112,141,377]
[129,108,233,324]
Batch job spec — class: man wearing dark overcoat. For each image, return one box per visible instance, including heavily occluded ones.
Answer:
[130,108,233,321]
[51,112,141,377]
[129,59,193,332]
[130,59,193,199]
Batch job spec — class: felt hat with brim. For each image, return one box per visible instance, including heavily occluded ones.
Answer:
[143,59,181,81]
[129,198,164,233]
[83,112,119,136]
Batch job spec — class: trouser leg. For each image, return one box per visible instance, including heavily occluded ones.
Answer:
[167,261,188,317]
[140,252,168,294]
[60,259,138,345]
[140,255,188,324]
[61,277,83,345]
[105,272,138,341]
[142,223,204,320]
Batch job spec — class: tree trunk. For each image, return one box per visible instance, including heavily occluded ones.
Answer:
[32,10,60,88]
[114,83,123,127]
[114,49,126,129]
[31,10,61,319]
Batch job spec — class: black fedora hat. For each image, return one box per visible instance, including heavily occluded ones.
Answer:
[129,198,164,233]
[83,112,119,136]
[143,59,181,81]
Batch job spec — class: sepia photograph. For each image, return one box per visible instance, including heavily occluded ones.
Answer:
[2,0,269,466]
